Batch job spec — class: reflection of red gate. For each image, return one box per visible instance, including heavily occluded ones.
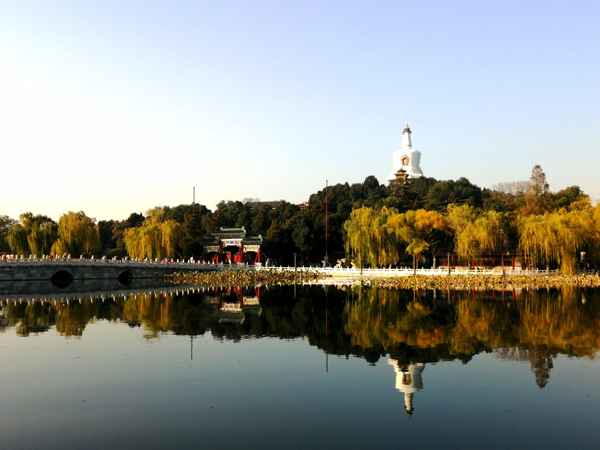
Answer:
[218,286,261,307]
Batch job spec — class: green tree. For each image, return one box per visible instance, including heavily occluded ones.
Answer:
[7,213,57,256]
[552,186,589,210]
[7,224,29,256]
[424,178,483,211]
[0,215,16,253]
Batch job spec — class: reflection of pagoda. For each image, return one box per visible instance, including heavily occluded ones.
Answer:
[388,359,425,418]
[202,286,263,323]
[198,227,264,265]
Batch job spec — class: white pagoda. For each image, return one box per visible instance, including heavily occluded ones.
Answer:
[386,124,424,181]
[388,359,425,418]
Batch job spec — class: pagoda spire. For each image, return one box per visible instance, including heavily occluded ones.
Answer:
[402,124,412,149]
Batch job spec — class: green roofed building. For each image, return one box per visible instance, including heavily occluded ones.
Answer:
[198,227,264,265]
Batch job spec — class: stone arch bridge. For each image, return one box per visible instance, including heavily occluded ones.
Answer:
[0,257,218,283]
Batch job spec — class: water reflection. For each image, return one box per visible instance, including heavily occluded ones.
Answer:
[1,283,599,390]
[388,360,424,418]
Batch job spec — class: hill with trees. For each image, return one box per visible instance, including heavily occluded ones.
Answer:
[1,165,597,273]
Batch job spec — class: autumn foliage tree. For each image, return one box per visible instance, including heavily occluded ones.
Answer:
[387,209,446,273]
[446,205,508,263]
[51,211,101,257]
[123,208,183,260]
[7,213,58,256]
[518,209,591,274]
[344,206,400,269]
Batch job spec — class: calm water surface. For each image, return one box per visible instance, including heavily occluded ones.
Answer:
[0,282,598,449]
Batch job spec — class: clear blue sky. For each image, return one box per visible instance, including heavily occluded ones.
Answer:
[2,1,599,221]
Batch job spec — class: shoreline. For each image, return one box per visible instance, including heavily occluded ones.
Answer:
[166,269,600,289]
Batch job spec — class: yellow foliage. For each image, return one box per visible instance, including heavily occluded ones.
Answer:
[124,208,183,260]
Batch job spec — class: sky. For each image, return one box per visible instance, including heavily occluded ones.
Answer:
[1,0,599,222]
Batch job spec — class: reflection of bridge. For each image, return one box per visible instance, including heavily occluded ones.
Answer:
[0,281,202,304]
[0,257,219,282]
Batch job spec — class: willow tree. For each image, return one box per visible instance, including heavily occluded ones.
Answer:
[446,204,508,263]
[387,209,446,273]
[123,208,183,260]
[21,213,58,256]
[585,203,600,267]
[7,213,58,257]
[344,206,399,269]
[51,211,101,257]
[518,209,591,274]
[7,225,29,256]
[0,215,16,252]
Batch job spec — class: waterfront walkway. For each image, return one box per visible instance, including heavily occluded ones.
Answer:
[0,255,565,282]
[261,265,561,278]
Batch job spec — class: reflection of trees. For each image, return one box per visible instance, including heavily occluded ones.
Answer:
[4,302,55,336]
[343,285,600,387]
[517,286,599,357]
[344,289,450,351]
[448,297,516,355]
[55,301,103,337]
[4,300,106,337]
[492,286,599,387]
[121,293,208,339]
[494,347,555,388]
[343,289,517,358]
[2,285,599,386]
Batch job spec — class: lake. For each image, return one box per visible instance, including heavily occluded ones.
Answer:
[0,281,599,449]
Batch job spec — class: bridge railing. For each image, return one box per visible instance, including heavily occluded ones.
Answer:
[0,256,219,267]
[255,265,561,277]
[0,256,564,276]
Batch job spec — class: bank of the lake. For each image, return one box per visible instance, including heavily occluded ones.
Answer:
[166,269,600,290]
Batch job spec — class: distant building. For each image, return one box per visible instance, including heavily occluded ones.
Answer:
[387,124,424,182]
[198,227,264,264]
[298,202,309,210]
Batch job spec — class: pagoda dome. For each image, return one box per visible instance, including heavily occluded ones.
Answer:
[387,124,424,181]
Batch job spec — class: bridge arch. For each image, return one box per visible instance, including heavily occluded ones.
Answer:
[118,270,135,286]
[50,270,75,288]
